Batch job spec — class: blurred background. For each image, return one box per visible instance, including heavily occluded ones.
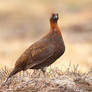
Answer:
[0,0,92,72]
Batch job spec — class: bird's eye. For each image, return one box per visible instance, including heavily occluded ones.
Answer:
[51,13,59,22]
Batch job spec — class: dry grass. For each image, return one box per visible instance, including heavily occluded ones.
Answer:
[0,65,92,92]
[0,0,92,73]
[0,1,92,91]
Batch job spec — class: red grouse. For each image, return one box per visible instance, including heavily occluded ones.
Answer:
[6,13,65,82]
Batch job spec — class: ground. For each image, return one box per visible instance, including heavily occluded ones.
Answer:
[0,65,92,92]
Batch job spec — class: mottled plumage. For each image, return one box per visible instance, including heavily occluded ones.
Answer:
[5,13,65,82]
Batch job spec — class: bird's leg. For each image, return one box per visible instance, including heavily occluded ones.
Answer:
[41,67,47,77]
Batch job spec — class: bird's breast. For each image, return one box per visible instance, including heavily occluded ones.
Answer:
[52,36,65,59]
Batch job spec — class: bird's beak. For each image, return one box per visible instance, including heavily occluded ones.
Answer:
[50,13,59,22]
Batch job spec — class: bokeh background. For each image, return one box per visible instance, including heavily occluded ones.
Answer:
[0,0,92,72]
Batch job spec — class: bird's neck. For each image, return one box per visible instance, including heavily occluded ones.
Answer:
[50,21,61,35]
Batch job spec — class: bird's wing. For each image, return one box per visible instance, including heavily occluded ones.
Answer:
[26,43,55,69]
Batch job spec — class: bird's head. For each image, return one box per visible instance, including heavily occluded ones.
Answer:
[50,13,59,23]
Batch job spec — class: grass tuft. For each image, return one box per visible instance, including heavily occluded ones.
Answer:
[0,65,92,92]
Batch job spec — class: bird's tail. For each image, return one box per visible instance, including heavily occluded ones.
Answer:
[3,67,21,85]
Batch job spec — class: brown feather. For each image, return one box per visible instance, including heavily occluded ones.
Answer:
[6,13,65,82]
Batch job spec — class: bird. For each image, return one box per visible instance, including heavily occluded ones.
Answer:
[5,13,65,83]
